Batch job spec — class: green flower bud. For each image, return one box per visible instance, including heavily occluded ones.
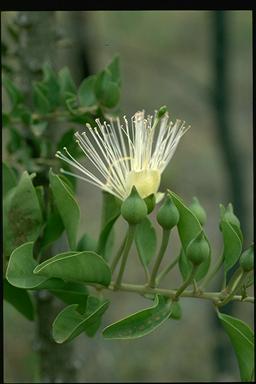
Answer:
[169,301,182,320]
[189,197,207,226]
[157,194,179,230]
[77,233,97,252]
[186,231,210,266]
[121,186,147,224]
[144,193,156,214]
[156,105,167,119]
[222,203,240,228]
[240,245,254,272]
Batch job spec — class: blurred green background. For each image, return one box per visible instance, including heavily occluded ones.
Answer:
[3,10,253,383]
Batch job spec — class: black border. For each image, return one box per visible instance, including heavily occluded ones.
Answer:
[1,7,255,384]
[0,3,255,12]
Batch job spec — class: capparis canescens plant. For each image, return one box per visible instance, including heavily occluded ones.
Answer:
[3,56,254,382]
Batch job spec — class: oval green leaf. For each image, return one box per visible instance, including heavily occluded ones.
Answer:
[3,75,23,109]
[58,67,76,99]
[41,64,61,109]
[97,191,121,259]
[40,208,64,252]
[103,295,172,340]
[78,75,97,107]
[33,250,111,287]
[220,220,243,274]
[95,70,120,108]
[35,186,44,214]
[3,171,43,257]
[4,279,35,321]
[220,203,243,243]
[135,217,157,267]
[46,280,88,308]
[49,169,80,250]
[107,55,121,85]
[218,312,254,382]
[77,233,97,252]
[3,162,17,198]
[52,296,109,343]
[6,242,48,289]
[33,83,51,114]
[84,317,102,338]
[169,190,211,281]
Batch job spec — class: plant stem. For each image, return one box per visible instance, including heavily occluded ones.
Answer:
[110,235,127,273]
[100,282,254,304]
[14,11,79,382]
[140,258,151,284]
[149,229,170,288]
[221,274,227,290]
[174,265,199,300]
[155,254,179,285]
[192,279,199,294]
[218,270,247,307]
[114,225,136,288]
[200,252,224,289]
[35,290,78,382]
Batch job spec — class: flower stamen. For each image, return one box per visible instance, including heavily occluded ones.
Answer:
[56,108,190,200]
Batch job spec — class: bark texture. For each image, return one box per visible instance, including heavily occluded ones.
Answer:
[15,11,78,383]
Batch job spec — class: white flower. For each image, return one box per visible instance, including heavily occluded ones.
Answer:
[56,109,190,200]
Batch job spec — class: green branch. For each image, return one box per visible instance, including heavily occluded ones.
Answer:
[110,235,127,273]
[155,254,179,285]
[102,282,254,304]
[148,229,170,288]
[218,270,248,307]
[173,265,199,300]
[200,252,224,289]
[114,225,136,288]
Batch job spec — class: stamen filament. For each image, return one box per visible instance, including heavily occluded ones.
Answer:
[56,109,190,200]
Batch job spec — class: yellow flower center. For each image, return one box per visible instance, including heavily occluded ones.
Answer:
[125,169,161,199]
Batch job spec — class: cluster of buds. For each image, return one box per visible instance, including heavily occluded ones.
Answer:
[121,186,210,266]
